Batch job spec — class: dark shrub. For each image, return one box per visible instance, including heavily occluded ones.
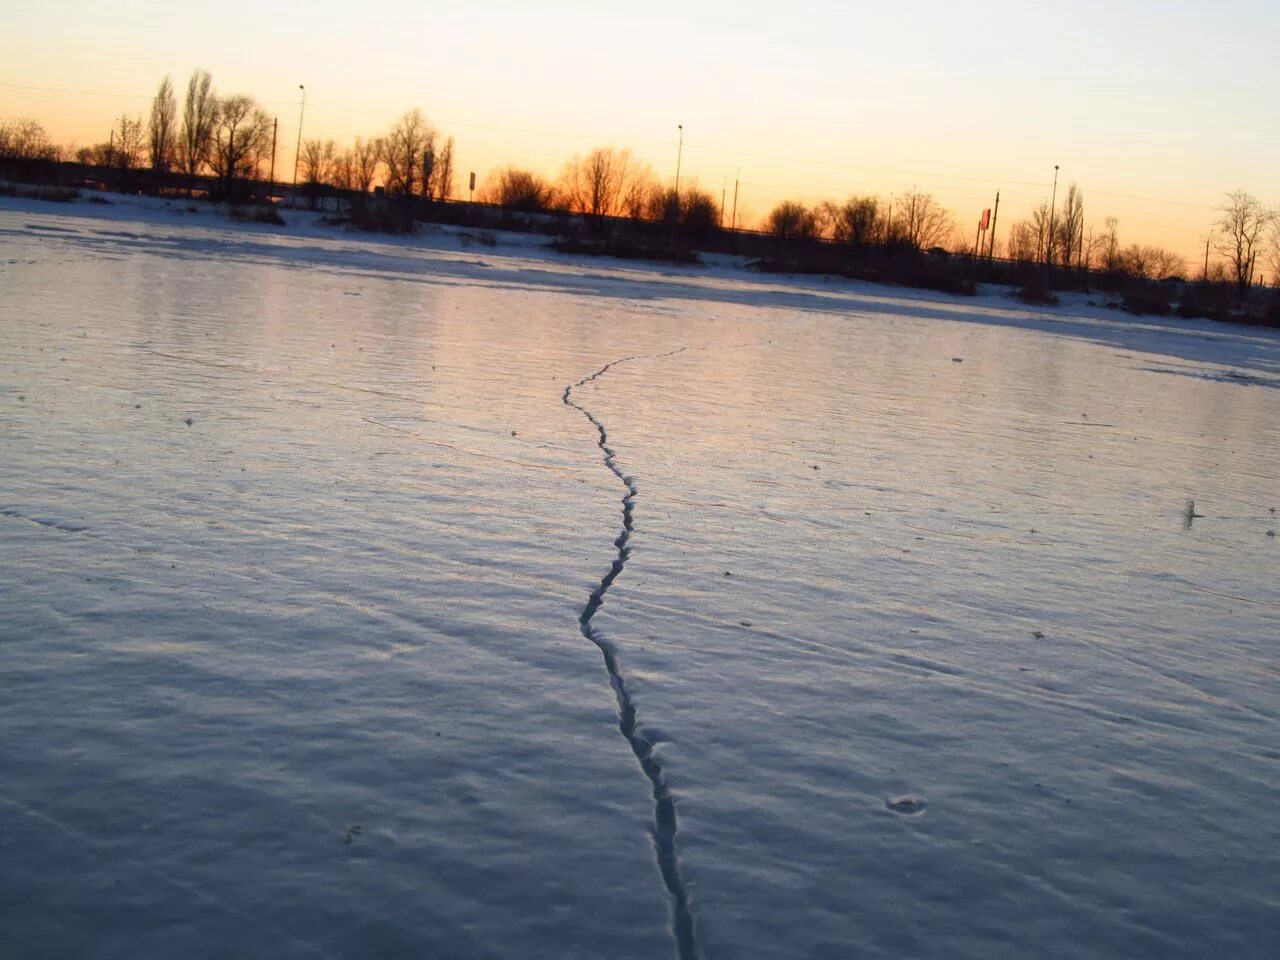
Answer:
[1121,283,1174,316]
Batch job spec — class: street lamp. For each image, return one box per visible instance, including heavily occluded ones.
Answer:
[1046,163,1059,267]
[292,85,306,196]
[674,124,683,200]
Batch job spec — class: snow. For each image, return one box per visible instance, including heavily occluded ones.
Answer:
[2,195,1279,959]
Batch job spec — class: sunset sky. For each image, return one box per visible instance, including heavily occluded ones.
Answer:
[3,0,1277,265]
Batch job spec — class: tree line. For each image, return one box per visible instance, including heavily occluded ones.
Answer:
[2,68,1278,294]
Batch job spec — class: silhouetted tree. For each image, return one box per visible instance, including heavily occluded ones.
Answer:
[353,137,381,194]
[560,147,647,227]
[0,118,57,160]
[895,190,952,251]
[826,196,879,245]
[332,149,357,193]
[148,75,177,172]
[179,69,216,177]
[680,188,719,238]
[1006,220,1040,262]
[1099,217,1122,273]
[1056,184,1084,268]
[301,139,334,186]
[480,167,557,211]
[300,138,335,209]
[1217,190,1273,297]
[1121,244,1184,280]
[384,109,433,198]
[643,185,718,239]
[765,200,819,240]
[420,131,438,201]
[207,95,272,200]
[431,135,455,201]
[112,114,146,170]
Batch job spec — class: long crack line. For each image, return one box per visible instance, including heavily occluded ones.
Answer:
[562,349,698,960]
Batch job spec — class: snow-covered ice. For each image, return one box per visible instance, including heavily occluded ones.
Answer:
[2,199,1278,959]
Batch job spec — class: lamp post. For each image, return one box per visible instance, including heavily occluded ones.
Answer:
[674,124,683,200]
[1046,164,1059,268]
[292,84,306,201]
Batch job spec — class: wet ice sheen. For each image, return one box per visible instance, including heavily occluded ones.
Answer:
[2,206,1278,960]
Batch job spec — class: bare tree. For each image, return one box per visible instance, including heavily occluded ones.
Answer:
[1271,217,1280,283]
[1006,220,1040,262]
[559,147,646,226]
[331,149,358,193]
[895,190,953,251]
[357,138,382,194]
[1149,247,1186,280]
[113,115,146,169]
[148,75,177,172]
[0,118,58,160]
[479,167,557,211]
[826,196,879,245]
[207,95,272,200]
[1216,190,1274,297]
[1120,244,1184,280]
[1056,184,1084,268]
[1080,224,1099,272]
[1026,202,1052,262]
[300,138,336,209]
[420,130,439,201]
[431,135,455,201]
[765,200,819,240]
[301,139,335,184]
[642,184,718,236]
[179,69,216,177]
[1099,217,1121,272]
[76,143,113,166]
[383,109,433,198]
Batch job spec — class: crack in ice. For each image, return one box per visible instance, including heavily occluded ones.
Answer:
[563,349,698,960]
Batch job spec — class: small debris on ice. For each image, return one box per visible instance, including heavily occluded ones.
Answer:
[184,417,194,426]
[885,796,926,815]
[1183,499,1202,528]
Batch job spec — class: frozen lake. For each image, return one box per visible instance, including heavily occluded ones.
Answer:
[2,203,1278,959]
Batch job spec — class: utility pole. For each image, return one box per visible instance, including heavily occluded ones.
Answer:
[108,128,115,168]
[987,191,1000,259]
[292,84,306,204]
[885,194,893,242]
[1203,232,1212,280]
[1046,164,1059,268]
[731,168,740,231]
[720,175,726,229]
[268,117,278,197]
[674,124,683,199]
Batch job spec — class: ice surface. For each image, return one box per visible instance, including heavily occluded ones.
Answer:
[2,200,1278,959]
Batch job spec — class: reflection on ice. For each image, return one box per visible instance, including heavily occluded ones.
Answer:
[2,203,1278,959]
